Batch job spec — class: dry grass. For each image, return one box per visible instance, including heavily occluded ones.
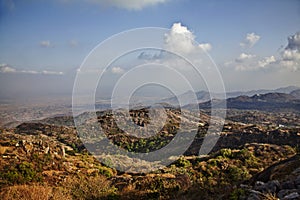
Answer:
[0,184,71,200]
[0,174,117,200]
[65,174,117,200]
[0,146,9,154]
[262,193,279,200]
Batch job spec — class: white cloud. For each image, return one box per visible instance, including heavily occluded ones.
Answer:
[164,23,196,54]
[0,64,64,75]
[20,70,39,74]
[111,66,124,74]
[42,70,64,75]
[164,22,211,55]
[240,32,260,48]
[228,32,300,72]
[280,32,300,71]
[258,56,276,68]
[0,64,16,73]
[87,0,168,10]
[39,40,51,48]
[137,23,212,63]
[198,43,212,51]
[235,53,256,63]
[286,32,300,50]
[76,67,106,74]
[226,53,277,71]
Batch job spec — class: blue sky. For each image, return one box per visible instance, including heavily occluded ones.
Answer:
[0,0,300,100]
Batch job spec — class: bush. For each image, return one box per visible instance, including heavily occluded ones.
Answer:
[174,157,191,168]
[1,162,42,184]
[227,165,249,182]
[238,149,259,168]
[219,149,233,158]
[98,166,115,178]
[229,188,247,200]
[208,159,219,167]
[66,175,118,200]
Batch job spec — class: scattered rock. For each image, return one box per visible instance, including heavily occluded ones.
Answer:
[254,180,280,193]
[247,190,263,200]
[278,189,299,199]
[283,192,300,200]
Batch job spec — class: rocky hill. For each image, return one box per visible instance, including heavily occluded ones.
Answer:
[1,106,300,199]
[291,89,300,99]
[193,92,300,112]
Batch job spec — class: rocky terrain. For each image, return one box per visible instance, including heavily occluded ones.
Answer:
[1,90,300,199]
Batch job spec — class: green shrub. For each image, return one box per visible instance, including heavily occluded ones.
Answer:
[238,149,259,168]
[98,166,114,178]
[227,166,249,182]
[229,188,247,200]
[219,149,233,158]
[237,149,252,160]
[1,162,42,184]
[149,178,164,192]
[175,157,191,168]
[208,159,219,167]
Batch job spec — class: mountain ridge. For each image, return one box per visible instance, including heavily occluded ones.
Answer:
[163,85,300,106]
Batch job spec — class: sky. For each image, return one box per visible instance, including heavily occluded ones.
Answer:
[0,0,300,102]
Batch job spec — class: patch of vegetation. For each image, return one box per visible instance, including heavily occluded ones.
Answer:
[66,175,118,200]
[174,157,192,168]
[1,161,42,185]
[227,165,250,182]
[0,184,71,200]
[219,148,233,159]
[97,166,115,178]
[229,188,247,200]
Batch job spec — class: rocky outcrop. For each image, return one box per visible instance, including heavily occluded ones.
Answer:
[239,154,300,200]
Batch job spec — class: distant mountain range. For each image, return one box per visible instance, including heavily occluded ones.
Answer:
[183,89,300,112]
[163,86,300,105]
[121,86,300,112]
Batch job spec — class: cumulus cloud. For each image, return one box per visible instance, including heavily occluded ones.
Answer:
[258,56,276,68]
[285,32,300,50]
[235,53,256,63]
[39,40,51,48]
[0,64,64,75]
[87,0,168,10]
[0,64,17,73]
[136,23,212,63]
[228,32,300,71]
[198,43,212,51]
[226,53,278,71]
[240,32,260,48]
[233,55,256,71]
[111,66,124,74]
[280,32,300,70]
[164,22,212,54]
[164,23,196,54]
